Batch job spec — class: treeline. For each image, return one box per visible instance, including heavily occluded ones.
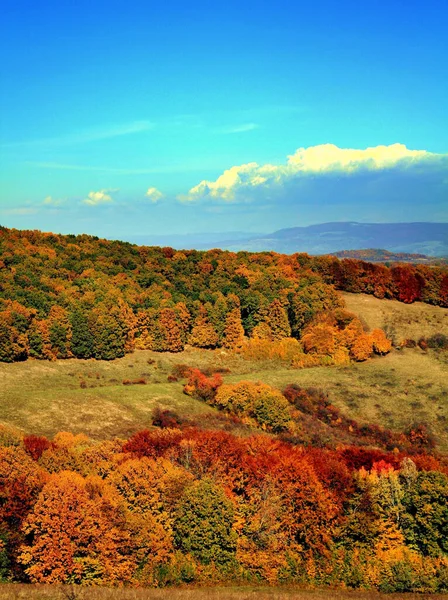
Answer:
[0,227,446,362]
[0,423,447,591]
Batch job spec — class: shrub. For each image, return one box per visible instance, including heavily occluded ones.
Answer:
[23,435,52,461]
[171,364,194,379]
[370,329,392,355]
[426,333,448,350]
[215,381,292,432]
[418,337,428,350]
[183,369,223,403]
[152,406,183,429]
[253,392,291,432]
[350,334,373,361]
[401,338,417,348]
[123,428,183,458]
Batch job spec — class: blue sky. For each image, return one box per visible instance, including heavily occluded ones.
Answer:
[1,0,447,238]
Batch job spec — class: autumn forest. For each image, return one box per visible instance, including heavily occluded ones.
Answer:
[0,226,447,594]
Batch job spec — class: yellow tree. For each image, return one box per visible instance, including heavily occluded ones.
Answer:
[223,308,245,350]
[188,305,219,348]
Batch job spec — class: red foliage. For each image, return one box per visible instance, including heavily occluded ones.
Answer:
[183,368,223,403]
[406,423,436,450]
[152,407,183,429]
[23,435,52,461]
[338,447,401,471]
[122,428,183,458]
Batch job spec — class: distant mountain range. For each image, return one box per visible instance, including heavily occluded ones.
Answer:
[330,249,447,265]
[125,222,448,257]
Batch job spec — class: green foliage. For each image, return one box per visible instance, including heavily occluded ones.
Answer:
[174,479,237,567]
[70,309,94,359]
[214,381,292,432]
[0,531,11,582]
[252,391,291,432]
[90,310,126,360]
[401,471,448,557]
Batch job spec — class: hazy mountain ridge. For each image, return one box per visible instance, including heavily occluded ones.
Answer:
[124,222,448,257]
[330,249,448,265]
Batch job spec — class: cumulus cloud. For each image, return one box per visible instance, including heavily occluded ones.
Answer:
[181,143,444,203]
[82,189,115,206]
[145,187,164,203]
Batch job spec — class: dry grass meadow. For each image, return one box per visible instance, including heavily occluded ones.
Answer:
[1,584,447,600]
[342,292,448,344]
[0,293,447,449]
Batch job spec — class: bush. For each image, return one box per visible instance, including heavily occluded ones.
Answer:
[426,333,448,350]
[183,369,223,403]
[215,381,292,432]
[152,406,183,429]
[123,428,183,458]
[253,392,291,432]
[401,338,417,348]
[23,435,52,461]
[418,337,428,350]
[171,364,194,379]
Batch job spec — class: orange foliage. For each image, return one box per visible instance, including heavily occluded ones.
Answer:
[371,328,392,354]
[350,333,374,361]
[19,471,134,584]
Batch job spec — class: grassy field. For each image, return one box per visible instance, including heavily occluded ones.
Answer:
[342,292,448,344]
[1,584,447,600]
[0,293,447,449]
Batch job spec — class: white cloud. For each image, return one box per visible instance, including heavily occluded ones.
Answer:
[43,195,63,206]
[286,143,430,172]
[82,189,115,206]
[0,207,37,216]
[3,121,154,149]
[213,123,259,134]
[181,143,442,203]
[145,187,164,203]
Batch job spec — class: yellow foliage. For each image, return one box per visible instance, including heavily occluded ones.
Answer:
[241,337,304,363]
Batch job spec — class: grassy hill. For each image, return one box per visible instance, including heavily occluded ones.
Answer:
[1,293,447,451]
[342,291,448,344]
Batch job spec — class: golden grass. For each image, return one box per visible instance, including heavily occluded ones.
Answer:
[0,294,447,449]
[1,345,447,450]
[1,584,447,600]
[230,349,448,451]
[342,292,448,344]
